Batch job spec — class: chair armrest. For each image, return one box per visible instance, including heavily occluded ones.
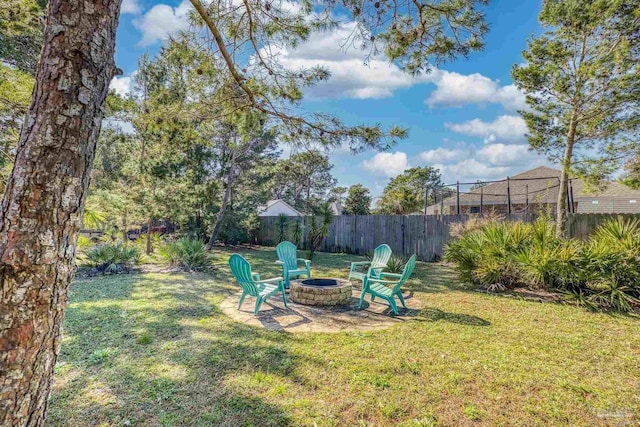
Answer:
[379,272,402,278]
[370,263,388,269]
[297,258,311,266]
[367,278,398,285]
[252,272,261,281]
[275,260,284,265]
[350,261,371,266]
[259,277,284,284]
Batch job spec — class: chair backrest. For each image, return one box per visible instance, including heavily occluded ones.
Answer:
[276,241,298,271]
[371,244,392,268]
[228,254,258,296]
[392,254,417,293]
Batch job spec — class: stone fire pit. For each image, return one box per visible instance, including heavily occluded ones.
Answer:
[289,278,352,306]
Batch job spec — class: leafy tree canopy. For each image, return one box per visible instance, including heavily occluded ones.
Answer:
[271,150,336,213]
[512,0,640,233]
[344,184,371,215]
[377,166,442,214]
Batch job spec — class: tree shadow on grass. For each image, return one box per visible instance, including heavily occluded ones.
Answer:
[416,307,491,326]
[50,273,322,426]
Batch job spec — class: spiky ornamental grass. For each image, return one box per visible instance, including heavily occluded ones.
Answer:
[445,217,640,312]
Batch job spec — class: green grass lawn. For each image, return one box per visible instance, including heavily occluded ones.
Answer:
[49,247,640,426]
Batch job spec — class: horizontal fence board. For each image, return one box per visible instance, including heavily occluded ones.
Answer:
[256,213,640,261]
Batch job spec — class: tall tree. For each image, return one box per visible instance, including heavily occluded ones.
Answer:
[0,0,122,425]
[344,184,372,215]
[378,166,442,214]
[206,112,278,247]
[512,0,640,236]
[329,186,348,204]
[271,151,336,213]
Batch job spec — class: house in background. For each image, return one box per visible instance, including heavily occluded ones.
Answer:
[427,166,640,215]
[257,199,304,217]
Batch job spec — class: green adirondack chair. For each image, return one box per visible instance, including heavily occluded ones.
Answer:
[348,244,392,285]
[276,241,311,289]
[229,254,288,315]
[359,254,417,315]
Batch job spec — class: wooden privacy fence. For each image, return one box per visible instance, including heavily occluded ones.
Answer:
[257,213,640,261]
[565,213,640,240]
[257,214,536,261]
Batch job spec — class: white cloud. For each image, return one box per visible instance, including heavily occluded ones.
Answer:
[121,0,141,14]
[414,139,550,184]
[110,75,134,97]
[420,147,466,163]
[133,0,191,46]
[425,70,527,111]
[255,23,529,105]
[267,22,429,100]
[445,115,528,144]
[362,152,410,177]
[476,143,532,166]
[434,159,511,183]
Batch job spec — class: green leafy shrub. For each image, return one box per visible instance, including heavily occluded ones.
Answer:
[87,242,141,274]
[444,216,640,312]
[160,237,210,271]
[277,214,288,243]
[291,220,303,246]
[386,255,407,274]
[242,213,261,244]
[76,235,95,262]
[577,217,640,312]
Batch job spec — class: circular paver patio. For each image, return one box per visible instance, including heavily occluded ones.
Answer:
[220,285,423,333]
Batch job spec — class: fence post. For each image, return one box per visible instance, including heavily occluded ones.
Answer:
[569,179,574,213]
[480,186,483,215]
[507,176,512,216]
[440,188,444,216]
[456,181,460,215]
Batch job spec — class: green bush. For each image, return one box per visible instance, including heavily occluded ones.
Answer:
[386,255,407,274]
[577,217,640,312]
[444,217,640,312]
[87,242,141,273]
[160,237,211,271]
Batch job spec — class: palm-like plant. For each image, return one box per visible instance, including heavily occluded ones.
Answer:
[446,216,640,312]
[87,242,141,273]
[160,237,211,271]
[291,220,303,246]
[306,203,333,260]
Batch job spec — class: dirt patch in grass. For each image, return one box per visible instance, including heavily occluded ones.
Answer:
[220,288,426,332]
[475,287,566,304]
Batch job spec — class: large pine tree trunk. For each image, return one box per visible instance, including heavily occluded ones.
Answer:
[0,0,122,425]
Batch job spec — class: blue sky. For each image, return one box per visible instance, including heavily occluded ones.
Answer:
[110,0,552,197]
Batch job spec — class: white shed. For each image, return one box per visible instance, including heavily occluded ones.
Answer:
[257,199,304,217]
